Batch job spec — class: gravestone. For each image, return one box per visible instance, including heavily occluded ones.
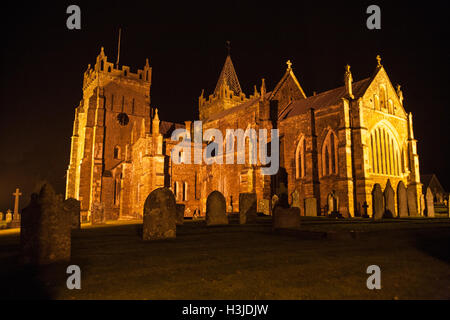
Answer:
[397,181,408,217]
[21,184,71,265]
[63,198,81,229]
[176,204,185,225]
[271,194,279,213]
[383,180,396,218]
[258,199,270,215]
[327,191,339,214]
[239,193,257,224]
[371,183,384,220]
[425,187,435,217]
[304,198,317,216]
[291,190,300,209]
[5,210,12,223]
[407,185,418,216]
[91,202,106,225]
[362,201,370,218]
[10,188,22,228]
[143,187,176,240]
[420,194,425,216]
[206,191,228,225]
[273,206,301,229]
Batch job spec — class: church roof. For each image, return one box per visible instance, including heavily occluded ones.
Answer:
[205,92,272,122]
[214,55,242,96]
[160,120,184,137]
[421,174,446,194]
[278,77,371,120]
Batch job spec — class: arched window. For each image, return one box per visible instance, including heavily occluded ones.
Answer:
[113,146,121,159]
[321,130,338,177]
[369,123,402,177]
[295,137,306,179]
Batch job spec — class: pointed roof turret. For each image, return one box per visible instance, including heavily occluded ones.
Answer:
[214,54,242,96]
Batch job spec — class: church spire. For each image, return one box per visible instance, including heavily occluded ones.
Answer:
[214,44,242,96]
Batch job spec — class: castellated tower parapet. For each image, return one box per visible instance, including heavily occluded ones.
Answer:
[82,47,152,96]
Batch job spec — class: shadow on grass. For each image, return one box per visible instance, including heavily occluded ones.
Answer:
[0,257,69,299]
[413,229,450,264]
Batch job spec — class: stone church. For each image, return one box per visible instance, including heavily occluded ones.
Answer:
[66,47,422,221]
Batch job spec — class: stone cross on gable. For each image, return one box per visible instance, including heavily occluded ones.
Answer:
[286,60,292,70]
[13,188,22,215]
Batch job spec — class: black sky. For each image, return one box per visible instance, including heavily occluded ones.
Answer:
[1,0,449,210]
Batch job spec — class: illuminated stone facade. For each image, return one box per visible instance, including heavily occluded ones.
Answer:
[66,48,422,221]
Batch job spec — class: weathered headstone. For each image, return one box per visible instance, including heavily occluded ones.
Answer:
[273,206,301,229]
[304,198,317,217]
[372,183,384,220]
[143,187,176,240]
[397,181,408,217]
[327,191,339,214]
[407,185,418,216]
[21,184,71,265]
[271,194,279,214]
[5,209,12,222]
[176,203,185,225]
[383,180,396,218]
[258,199,270,215]
[91,202,106,225]
[63,198,81,229]
[291,189,300,209]
[420,194,425,216]
[425,187,435,218]
[206,191,228,225]
[239,193,257,224]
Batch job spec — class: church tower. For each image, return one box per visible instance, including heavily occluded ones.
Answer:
[66,47,152,221]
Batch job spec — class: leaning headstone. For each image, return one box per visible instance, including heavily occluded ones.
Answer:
[383,180,396,218]
[239,193,257,224]
[143,187,176,240]
[397,181,408,217]
[425,187,435,218]
[5,210,12,223]
[63,198,81,229]
[304,198,317,217]
[21,184,71,265]
[206,191,228,225]
[176,204,185,225]
[372,184,384,220]
[273,206,301,229]
[91,202,106,225]
[407,185,418,216]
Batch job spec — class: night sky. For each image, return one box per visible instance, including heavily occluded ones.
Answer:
[1,1,449,211]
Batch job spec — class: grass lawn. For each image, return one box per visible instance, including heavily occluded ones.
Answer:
[0,217,449,300]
